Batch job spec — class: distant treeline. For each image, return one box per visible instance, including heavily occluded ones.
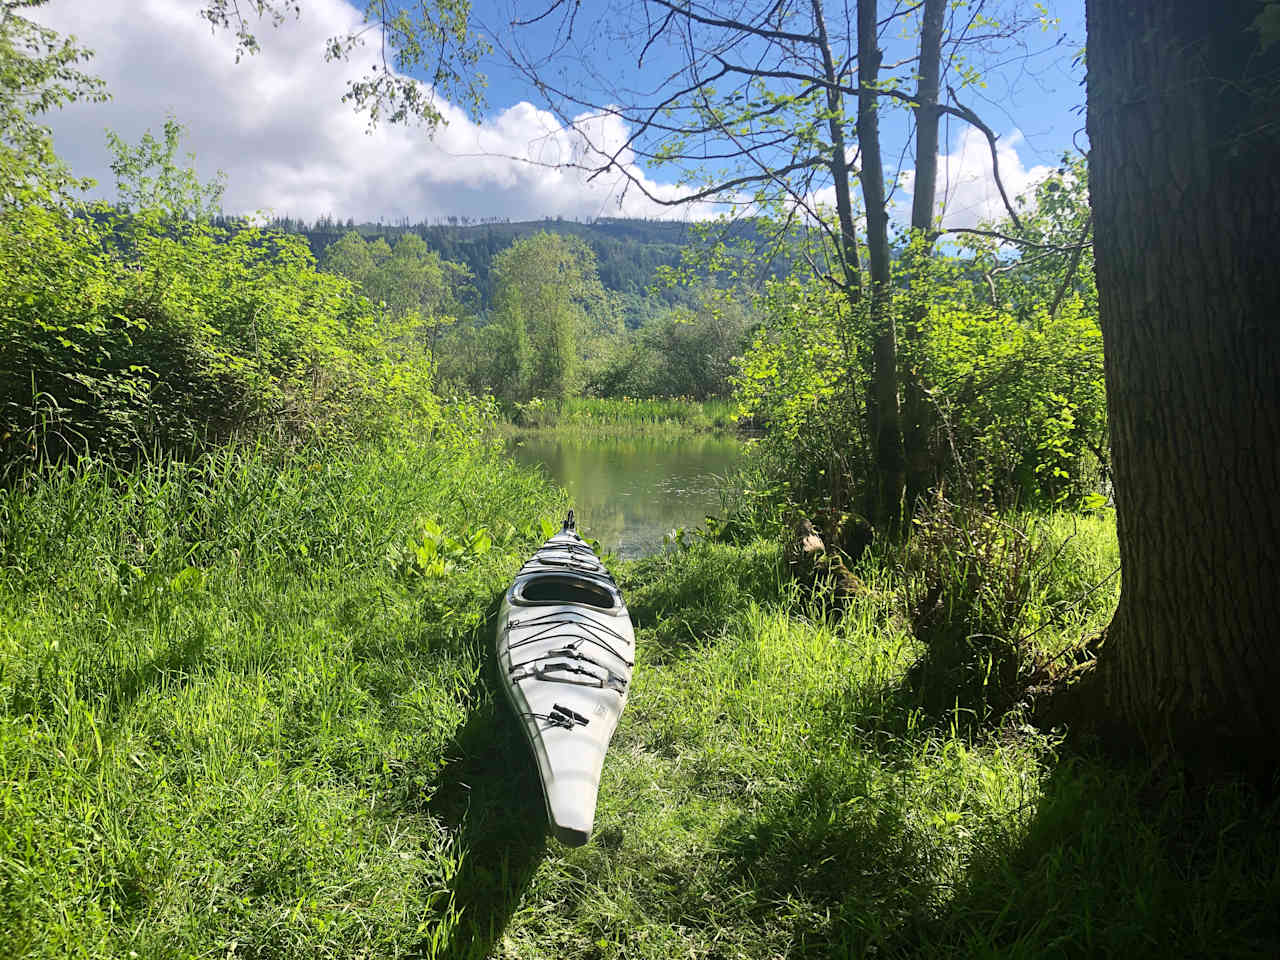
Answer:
[249,214,790,320]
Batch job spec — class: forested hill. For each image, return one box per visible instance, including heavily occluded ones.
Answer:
[261,215,780,311]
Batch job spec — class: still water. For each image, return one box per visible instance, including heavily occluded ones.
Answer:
[507,433,746,558]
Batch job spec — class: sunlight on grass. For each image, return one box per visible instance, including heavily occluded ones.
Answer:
[3,449,1277,958]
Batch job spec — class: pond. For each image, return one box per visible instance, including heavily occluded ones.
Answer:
[507,432,746,558]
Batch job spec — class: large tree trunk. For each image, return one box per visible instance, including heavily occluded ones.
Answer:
[1086,0,1280,770]
[857,0,904,531]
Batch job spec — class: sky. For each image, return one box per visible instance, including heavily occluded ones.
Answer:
[33,0,1087,225]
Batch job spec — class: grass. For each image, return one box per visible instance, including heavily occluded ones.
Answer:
[0,428,565,958]
[2,432,1278,958]
[508,397,740,435]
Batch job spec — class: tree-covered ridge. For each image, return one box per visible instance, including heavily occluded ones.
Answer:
[269,214,782,318]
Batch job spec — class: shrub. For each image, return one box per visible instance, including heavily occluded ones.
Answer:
[0,205,428,475]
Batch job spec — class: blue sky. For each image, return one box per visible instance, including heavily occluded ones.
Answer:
[470,0,1087,161]
[35,0,1088,223]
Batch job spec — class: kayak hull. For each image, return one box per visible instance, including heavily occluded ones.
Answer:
[496,529,635,846]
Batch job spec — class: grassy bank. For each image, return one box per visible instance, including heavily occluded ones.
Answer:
[3,439,1278,957]
[507,397,739,435]
[0,423,566,958]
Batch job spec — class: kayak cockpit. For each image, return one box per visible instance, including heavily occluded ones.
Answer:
[512,573,621,611]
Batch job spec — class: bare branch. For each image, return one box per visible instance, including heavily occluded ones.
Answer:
[943,86,1024,231]
[1047,216,1093,319]
[647,0,820,45]
[715,58,922,101]
[880,1,924,28]
[983,270,999,306]
[989,248,1064,274]
[932,226,1092,252]
[512,0,570,28]
[639,8,676,66]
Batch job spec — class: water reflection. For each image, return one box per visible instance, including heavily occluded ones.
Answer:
[507,433,744,559]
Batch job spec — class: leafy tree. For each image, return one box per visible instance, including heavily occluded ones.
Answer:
[367,236,393,266]
[591,288,753,400]
[897,158,1102,504]
[321,230,376,287]
[737,173,1106,514]
[321,230,470,374]
[491,232,611,404]
[433,316,510,397]
[0,0,107,207]
[105,115,226,219]
[374,233,444,319]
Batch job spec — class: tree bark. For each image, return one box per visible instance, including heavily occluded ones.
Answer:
[902,0,946,508]
[812,0,862,300]
[858,0,904,531]
[1086,0,1280,771]
[907,0,945,235]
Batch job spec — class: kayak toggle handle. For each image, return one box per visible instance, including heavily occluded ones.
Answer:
[521,710,578,730]
[552,703,589,727]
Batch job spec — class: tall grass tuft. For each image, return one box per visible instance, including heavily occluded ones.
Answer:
[899,497,1119,724]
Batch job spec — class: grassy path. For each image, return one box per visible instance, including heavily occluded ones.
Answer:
[2,433,1278,958]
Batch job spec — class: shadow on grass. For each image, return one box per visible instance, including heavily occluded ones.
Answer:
[711,763,938,958]
[103,629,208,721]
[710,728,1280,958]
[916,755,1280,958]
[622,541,784,663]
[420,594,549,960]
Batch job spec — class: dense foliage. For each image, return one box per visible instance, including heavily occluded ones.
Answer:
[417,233,757,408]
[0,202,438,473]
[737,160,1105,514]
[588,288,754,401]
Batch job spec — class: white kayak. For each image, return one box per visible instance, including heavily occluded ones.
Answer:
[495,511,635,846]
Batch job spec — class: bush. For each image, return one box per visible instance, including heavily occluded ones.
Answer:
[0,205,427,475]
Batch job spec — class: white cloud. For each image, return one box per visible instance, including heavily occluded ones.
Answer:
[783,124,1049,236]
[902,126,1053,230]
[32,0,703,221]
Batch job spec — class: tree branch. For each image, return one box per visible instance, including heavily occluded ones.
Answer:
[930,226,1092,252]
[1047,216,1094,319]
[647,0,820,45]
[709,60,1029,236]
[942,87,1023,231]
